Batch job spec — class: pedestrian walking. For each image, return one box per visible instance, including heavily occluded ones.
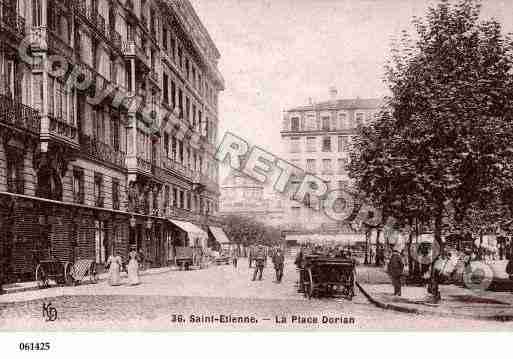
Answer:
[232,254,238,268]
[128,248,140,285]
[272,249,285,283]
[387,245,404,296]
[106,252,123,286]
[252,246,266,281]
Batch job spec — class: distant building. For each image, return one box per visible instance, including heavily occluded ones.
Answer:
[219,170,286,227]
[280,88,383,232]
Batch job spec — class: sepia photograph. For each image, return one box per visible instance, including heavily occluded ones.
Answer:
[2,0,513,344]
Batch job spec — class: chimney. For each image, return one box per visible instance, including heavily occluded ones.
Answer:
[329,86,338,101]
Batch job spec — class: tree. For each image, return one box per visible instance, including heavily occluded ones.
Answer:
[350,0,513,263]
[221,214,281,248]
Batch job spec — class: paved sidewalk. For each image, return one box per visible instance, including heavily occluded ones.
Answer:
[355,264,513,321]
[1,265,186,295]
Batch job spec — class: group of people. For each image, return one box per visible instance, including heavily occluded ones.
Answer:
[106,247,140,286]
[250,245,285,283]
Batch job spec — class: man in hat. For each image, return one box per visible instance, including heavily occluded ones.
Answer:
[252,245,266,281]
[272,248,285,283]
[387,244,404,296]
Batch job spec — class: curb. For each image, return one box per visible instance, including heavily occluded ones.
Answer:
[2,266,179,296]
[356,281,513,322]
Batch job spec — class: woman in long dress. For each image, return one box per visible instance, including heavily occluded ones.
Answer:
[127,249,140,285]
[106,254,122,286]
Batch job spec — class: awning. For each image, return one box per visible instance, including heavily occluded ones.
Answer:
[169,220,208,241]
[209,226,231,244]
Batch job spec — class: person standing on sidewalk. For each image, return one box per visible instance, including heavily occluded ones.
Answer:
[272,249,285,283]
[252,246,266,281]
[387,245,404,296]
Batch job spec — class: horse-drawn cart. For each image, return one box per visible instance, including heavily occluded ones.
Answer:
[299,255,356,300]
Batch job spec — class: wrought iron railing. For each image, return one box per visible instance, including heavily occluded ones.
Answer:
[80,133,126,168]
[0,94,41,133]
[137,157,152,173]
[49,116,77,140]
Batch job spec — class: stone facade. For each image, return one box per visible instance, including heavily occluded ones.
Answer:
[0,0,224,283]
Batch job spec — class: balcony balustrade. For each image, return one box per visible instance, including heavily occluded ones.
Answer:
[122,39,150,68]
[73,191,85,205]
[80,133,126,168]
[109,28,123,52]
[161,157,194,179]
[77,0,106,37]
[0,1,25,38]
[136,156,153,173]
[0,94,41,134]
[49,116,77,140]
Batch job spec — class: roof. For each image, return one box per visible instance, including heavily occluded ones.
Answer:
[287,98,384,112]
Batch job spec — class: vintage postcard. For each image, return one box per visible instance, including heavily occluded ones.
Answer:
[2,0,513,338]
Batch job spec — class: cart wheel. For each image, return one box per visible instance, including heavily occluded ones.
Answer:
[35,265,48,289]
[89,262,98,284]
[63,262,74,286]
[304,268,314,299]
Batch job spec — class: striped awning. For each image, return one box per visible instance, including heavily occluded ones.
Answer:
[209,226,231,244]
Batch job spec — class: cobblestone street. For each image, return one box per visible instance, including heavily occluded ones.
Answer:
[1,258,512,330]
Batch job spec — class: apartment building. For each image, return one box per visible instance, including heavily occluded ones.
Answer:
[0,0,224,283]
[280,88,382,232]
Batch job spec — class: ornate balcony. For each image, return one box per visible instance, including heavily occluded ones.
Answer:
[29,27,73,60]
[122,39,150,69]
[161,157,194,179]
[49,116,77,140]
[80,133,126,168]
[109,28,123,52]
[77,0,106,37]
[0,1,25,39]
[137,156,153,173]
[0,94,41,134]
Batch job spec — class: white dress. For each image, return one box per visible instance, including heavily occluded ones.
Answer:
[107,255,122,286]
[127,252,140,285]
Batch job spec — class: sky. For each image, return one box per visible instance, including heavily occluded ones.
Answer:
[188,0,513,177]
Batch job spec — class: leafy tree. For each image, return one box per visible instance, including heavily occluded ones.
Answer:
[350,0,513,256]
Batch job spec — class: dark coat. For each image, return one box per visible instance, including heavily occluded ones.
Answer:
[272,253,285,267]
[387,251,404,278]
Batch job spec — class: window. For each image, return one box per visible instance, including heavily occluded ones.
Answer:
[339,112,348,129]
[322,159,332,174]
[338,158,348,174]
[94,173,104,207]
[307,115,316,130]
[173,188,178,207]
[322,136,331,152]
[163,73,169,104]
[306,137,316,152]
[178,88,183,116]
[164,185,170,210]
[180,190,184,208]
[111,117,120,150]
[186,96,191,122]
[32,0,42,27]
[355,112,365,127]
[338,136,349,152]
[178,139,183,163]
[322,116,330,131]
[112,179,120,210]
[306,159,316,174]
[162,27,168,51]
[171,135,177,160]
[290,137,300,153]
[6,152,24,194]
[164,132,169,157]
[291,117,300,131]
[187,192,192,210]
[73,167,84,204]
[192,104,196,127]
[171,80,176,108]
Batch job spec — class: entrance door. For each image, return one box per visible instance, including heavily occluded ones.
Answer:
[94,220,108,264]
